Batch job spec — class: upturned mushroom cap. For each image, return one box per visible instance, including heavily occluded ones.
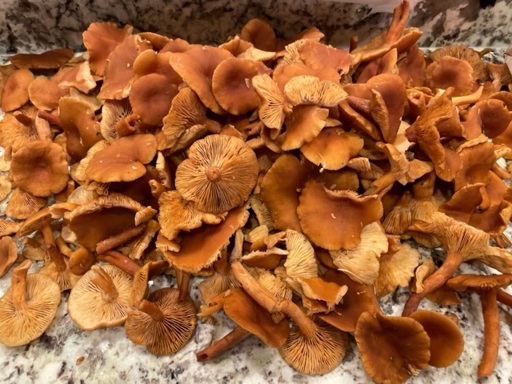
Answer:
[1,69,34,112]
[85,134,158,183]
[0,111,38,152]
[251,73,288,131]
[283,75,347,107]
[409,310,464,368]
[9,141,69,197]
[175,134,259,214]
[68,264,133,330]
[125,287,197,355]
[223,287,289,347]
[278,320,349,375]
[279,105,329,151]
[355,311,431,384]
[0,260,60,347]
[168,45,233,114]
[297,180,383,250]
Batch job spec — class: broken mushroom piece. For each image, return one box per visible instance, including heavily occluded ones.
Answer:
[355,311,430,384]
[175,134,259,214]
[125,287,197,355]
[68,264,133,330]
[231,261,348,375]
[0,260,60,347]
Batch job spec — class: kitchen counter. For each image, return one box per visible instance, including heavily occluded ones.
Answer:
[1,1,512,383]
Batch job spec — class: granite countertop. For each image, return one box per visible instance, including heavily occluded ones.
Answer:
[1,0,512,383]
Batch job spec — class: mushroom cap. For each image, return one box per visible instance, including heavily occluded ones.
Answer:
[1,69,34,112]
[409,310,464,368]
[28,70,70,111]
[10,48,74,69]
[0,261,60,347]
[278,320,348,375]
[251,73,287,131]
[163,206,249,273]
[129,73,179,126]
[447,273,512,291]
[280,105,329,151]
[212,57,271,115]
[426,56,476,96]
[284,75,347,107]
[283,229,318,286]
[6,188,47,221]
[85,134,158,183]
[355,312,431,384]
[223,287,289,348]
[239,18,277,52]
[300,127,363,170]
[125,287,197,355]
[297,180,383,250]
[168,45,233,114]
[175,134,259,214]
[0,110,38,152]
[83,22,134,74]
[67,264,133,330]
[10,141,69,197]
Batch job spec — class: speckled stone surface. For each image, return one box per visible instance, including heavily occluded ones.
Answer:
[0,0,511,55]
[1,1,512,383]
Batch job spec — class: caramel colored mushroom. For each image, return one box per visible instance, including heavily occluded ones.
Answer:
[1,69,34,112]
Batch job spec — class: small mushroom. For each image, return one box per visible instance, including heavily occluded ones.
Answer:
[1,69,34,112]
[0,260,60,347]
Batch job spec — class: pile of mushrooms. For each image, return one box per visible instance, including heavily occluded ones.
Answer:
[2,0,512,381]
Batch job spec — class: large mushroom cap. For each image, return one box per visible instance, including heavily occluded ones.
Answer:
[125,287,197,355]
[175,134,259,214]
[67,264,133,330]
[0,260,61,347]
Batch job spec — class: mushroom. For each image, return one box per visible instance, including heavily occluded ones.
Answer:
[447,273,512,377]
[355,311,430,384]
[9,140,69,197]
[0,236,18,277]
[239,18,277,52]
[10,48,74,69]
[1,69,34,112]
[67,264,133,330]
[85,134,158,183]
[409,310,464,368]
[0,111,39,152]
[231,261,348,375]
[174,134,259,214]
[125,287,197,355]
[297,180,383,250]
[0,260,60,347]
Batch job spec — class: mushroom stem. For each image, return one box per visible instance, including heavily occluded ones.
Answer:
[214,249,231,276]
[46,244,68,273]
[231,261,317,339]
[206,166,222,182]
[11,259,32,309]
[403,252,464,316]
[91,266,119,302]
[116,114,140,136]
[97,250,140,277]
[497,289,512,307]
[138,299,165,322]
[149,180,167,199]
[95,225,146,254]
[55,236,73,257]
[196,326,251,362]
[478,289,500,378]
[178,271,191,302]
[41,224,56,247]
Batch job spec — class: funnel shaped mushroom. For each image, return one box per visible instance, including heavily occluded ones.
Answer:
[10,141,69,197]
[175,134,259,214]
[409,310,464,368]
[297,180,383,250]
[85,134,158,183]
[125,287,196,355]
[355,311,431,384]
[0,260,60,347]
[68,265,132,330]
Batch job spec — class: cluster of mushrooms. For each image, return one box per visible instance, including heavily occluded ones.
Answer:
[1,0,512,382]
